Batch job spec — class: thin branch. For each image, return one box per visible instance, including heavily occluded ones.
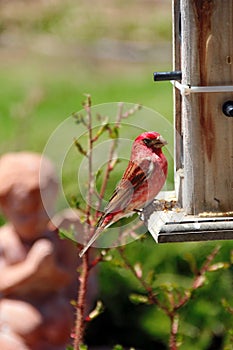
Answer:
[199,245,220,275]
[117,246,166,311]
[166,246,221,349]
[117,220,144,245]
[174,245,220,310]
[169,314,179,350]
[85,96,94,227]
[73,252,89,348]
[121,103,141,118]
[95,103,124,218]
[118,245,221,350]
[74,96,94,349]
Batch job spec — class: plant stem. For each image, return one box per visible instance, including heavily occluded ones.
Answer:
[74,95,94,348]
[73,251,89,349]
[95,102,124,218]
[169,313,179,350]
[118,247,164,309]
[118,245,220,350]
[86,96,94,227]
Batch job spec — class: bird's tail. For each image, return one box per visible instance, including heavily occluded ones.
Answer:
[79,225,103,258]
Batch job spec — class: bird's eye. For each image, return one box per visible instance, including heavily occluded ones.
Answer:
[143,138,151,145]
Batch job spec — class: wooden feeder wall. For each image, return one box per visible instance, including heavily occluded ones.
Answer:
[149,0,233,243]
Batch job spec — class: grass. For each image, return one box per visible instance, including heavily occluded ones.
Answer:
[0,56,173,152]
[0,0,173,158]
[0,57,174,210]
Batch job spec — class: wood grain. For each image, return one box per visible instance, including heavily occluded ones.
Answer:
[180,0,233,214]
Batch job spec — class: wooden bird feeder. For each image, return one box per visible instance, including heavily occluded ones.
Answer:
[148,0,233,243]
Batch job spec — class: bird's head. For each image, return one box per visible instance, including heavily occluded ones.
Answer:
[135,131,168,150]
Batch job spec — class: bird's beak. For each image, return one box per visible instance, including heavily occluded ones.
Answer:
[152,135,168,148]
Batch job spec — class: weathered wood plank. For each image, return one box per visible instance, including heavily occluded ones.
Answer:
[158,229,233,243]
[180,0,233,214]
[172,0,184,205]
[147,211,233,243]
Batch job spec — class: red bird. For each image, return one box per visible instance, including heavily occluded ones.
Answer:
[79,131,168,257]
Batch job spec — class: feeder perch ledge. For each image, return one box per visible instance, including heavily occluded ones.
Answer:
[140,194,233,244]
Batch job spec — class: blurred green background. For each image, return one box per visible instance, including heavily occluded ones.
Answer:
[0,1,232,349]
[0,0,173,152]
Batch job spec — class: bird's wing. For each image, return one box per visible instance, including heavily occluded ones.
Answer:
[79,159,156,258]
[104,158,155,215]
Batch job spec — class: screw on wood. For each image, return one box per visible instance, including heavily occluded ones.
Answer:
[222,101,233,117]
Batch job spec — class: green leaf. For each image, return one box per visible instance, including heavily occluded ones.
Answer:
[69,196,82,210]
[74,138,87,156]
[102,253,113,262]
[72,112,87,125]
[109,126,119,139]
[80,345,88,350]
[145,270,157,286]
[112,345,123,350]
[129,293,150,305]
[59,228,78,243]
[95,123,110,139]
[87,300,104,321]
[208,262,230,272]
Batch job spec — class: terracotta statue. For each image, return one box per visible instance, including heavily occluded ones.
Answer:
[0,152,79,350]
